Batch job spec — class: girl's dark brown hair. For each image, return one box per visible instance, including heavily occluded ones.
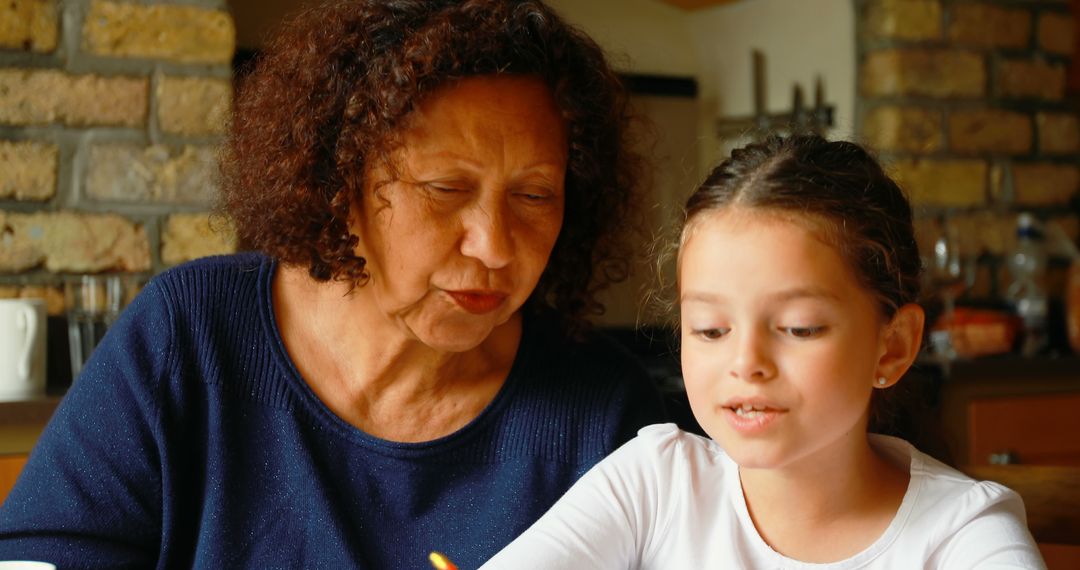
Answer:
[684,134,922,318]
[681,134,926,437]
[220,0,644,331]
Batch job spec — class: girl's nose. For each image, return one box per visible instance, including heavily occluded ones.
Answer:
[728,329,776,382]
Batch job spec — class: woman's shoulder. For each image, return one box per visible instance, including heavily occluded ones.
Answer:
[152,252,271,296]
[125,253,279,375]
[142,252,273,321]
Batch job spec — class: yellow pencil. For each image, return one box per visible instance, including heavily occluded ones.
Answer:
[429,551,459,570]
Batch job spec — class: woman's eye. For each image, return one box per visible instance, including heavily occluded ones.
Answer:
[425,183,465,194]
[783,326,826,339]
[514,187,554,202]
[693,328,729,340]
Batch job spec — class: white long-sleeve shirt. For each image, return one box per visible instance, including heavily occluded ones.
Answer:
[482,424,1044,569]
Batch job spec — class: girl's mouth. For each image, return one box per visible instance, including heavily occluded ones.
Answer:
[722,403,785,434]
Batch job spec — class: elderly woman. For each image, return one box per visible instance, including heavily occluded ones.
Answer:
[0,1,665,567]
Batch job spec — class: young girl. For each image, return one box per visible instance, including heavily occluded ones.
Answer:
[479,135,1044,568]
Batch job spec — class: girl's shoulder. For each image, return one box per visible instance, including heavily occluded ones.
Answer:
[631,423,721,454]
[872,435,1036,553]
[865,435,1042,568]
[872,434,1020,510]
[611,423,734,478]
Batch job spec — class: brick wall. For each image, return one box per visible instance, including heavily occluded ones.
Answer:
[1,0,236,315]
[857,0,1080,300]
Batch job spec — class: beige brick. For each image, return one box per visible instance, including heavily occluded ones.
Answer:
[157,76,231,136]
[0,210,150,273]
[888,159,987,206]
[999,59,1066,100]
[864,0,942,41]
[0,140,58,200]
[161,213,236,265]
[1038,12,1075,55]
[18,285,64,316]
[948,109,1032,154]
[0,0,58,52]
[82,0,235,65]
[85,144,219,205]
[66,73,150,127]
[860,49,985,98]
[862,106,942,153]
[0,69,61,125]
[1037,112,1080,154]
[948,4,1031,49]
[0,69,148,127]
[1012,162,1080,206]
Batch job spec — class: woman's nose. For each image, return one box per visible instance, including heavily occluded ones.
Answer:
[460,200,514,269]
[728,329,776,382]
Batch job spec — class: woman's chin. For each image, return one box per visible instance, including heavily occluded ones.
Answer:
[418,332,491,353]
[407,315,512,354]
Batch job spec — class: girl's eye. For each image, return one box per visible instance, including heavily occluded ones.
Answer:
[693,327,730,341]
[782,326,826,339]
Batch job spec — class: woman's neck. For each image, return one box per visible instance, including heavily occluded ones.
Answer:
[737,435,910,563]
[272,265,520,442]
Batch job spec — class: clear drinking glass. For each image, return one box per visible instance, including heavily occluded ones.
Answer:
[928,215,976,360]
[65,275,125,379]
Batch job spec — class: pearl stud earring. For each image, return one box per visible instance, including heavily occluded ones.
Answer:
[877,377,888,386]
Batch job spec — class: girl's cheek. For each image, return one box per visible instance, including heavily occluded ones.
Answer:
[681,349,717,387]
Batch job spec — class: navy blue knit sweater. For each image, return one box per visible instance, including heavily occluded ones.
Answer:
[0,254,665,569]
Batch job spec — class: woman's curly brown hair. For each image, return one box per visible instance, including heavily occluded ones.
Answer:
[220,0,645,331]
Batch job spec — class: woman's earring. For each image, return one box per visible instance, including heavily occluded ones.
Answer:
[876,377,888,387]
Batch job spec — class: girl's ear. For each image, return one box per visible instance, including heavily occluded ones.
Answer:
[876,303,925,386]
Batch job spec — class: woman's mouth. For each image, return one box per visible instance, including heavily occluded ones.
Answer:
[446,290,507,314]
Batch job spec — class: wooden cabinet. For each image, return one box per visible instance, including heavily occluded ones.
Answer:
[968,393,1080,466]
[933,357,1080,467]
[0,398,59,507]
[934,358,1080,569]
[0,454,28,506]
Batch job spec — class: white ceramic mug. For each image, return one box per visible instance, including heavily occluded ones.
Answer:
[0,562,57,570]
[0,298,47,402]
